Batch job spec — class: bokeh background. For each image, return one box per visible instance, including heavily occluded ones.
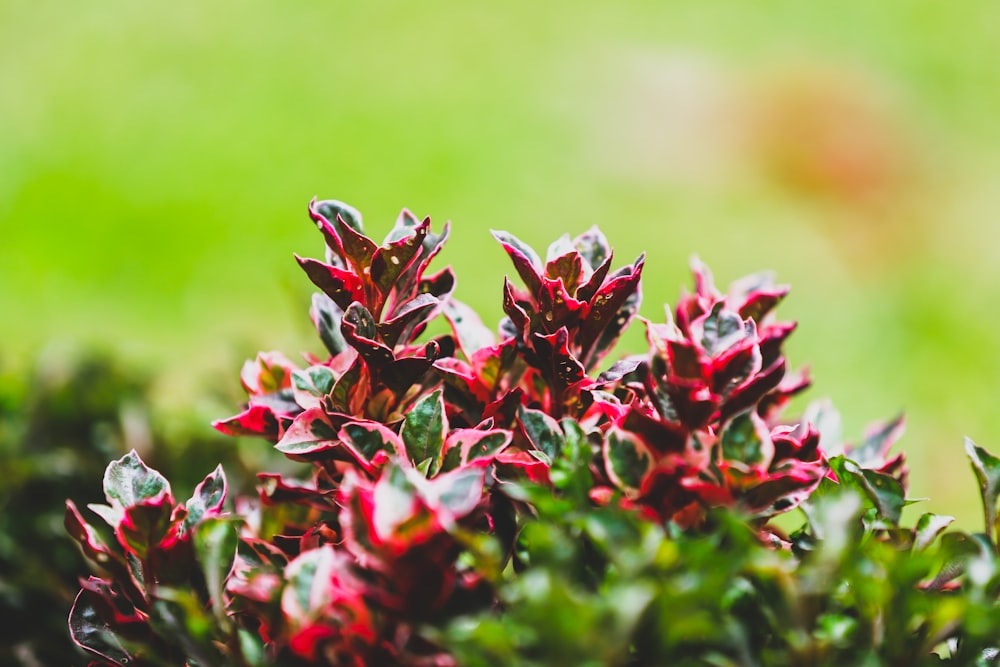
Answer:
[5,1,1000,532]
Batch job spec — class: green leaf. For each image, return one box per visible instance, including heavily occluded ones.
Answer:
[850,414,905,467]
[238,628,266,667]
[314,199,364,234]
[841,458,905,525]
[69,585,134,665]
[519,405,564,461]
[551,419,595,498]
[803,489,864,560]
[103,449,171,511]
[440,428,511,472]
[603,427,654,495]
[401,389,447,474]
[439,442,463,474]
[573,225,610,270]
[416,457,434,476]
[244,352,293,393]
[913,512,955,552]
[343,301,378,340]
[815,613,858,648]
[193,517,240,626]
[183,465,227,534]
[281,545,340,622]
[965,437,1000,542]
[372,464,423,540]
[559,418,590,467]
[700,302,745,356]
[311,293,348,355]
[151,587,226,664]
[720,412,766,465]
[292,365,336,398]
[329,357,363,413]
[428,464,487,524]
[340,420,406,463]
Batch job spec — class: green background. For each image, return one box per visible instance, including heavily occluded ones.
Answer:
[4,1,1000,525]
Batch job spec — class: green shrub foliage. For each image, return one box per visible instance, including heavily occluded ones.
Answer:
[67,200,1000,665]
[0,353,255,666]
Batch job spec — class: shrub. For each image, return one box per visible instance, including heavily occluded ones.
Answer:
[0,352,261,666]
[67,199,1000,665]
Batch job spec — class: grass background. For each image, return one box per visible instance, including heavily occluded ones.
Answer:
[4,0,1000,526]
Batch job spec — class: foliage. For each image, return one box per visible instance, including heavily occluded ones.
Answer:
[0,352,268,666]
[66,200,1000,665]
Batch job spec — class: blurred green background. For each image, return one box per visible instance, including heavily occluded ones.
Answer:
[4,0,1000,531]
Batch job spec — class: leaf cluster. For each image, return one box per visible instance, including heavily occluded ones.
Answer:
[65,200,1000,666]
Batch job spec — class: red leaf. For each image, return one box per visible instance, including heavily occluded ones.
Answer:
[369,220,428,298]
[378,292,439,348]
[341,303,396,370]
[296,255,366,310]
[213,402,284,439]
[309,199,377,275]
[544,250,584,292]
[116,491,175,559]
[494,449,551,485]
[492,229,543,296]
[392,220,450,302]
[532,328,588,394]
[501,278,531,339]
[577,255,644,365]
[535,276,588,333]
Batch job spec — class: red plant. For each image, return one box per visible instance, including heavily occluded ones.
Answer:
[67,198,908,665]
[589,260,829,525]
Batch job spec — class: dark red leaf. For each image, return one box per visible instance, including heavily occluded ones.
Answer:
[370,219,428,297]
[577,256,644,367]
[392,220,450,301]
[117,492,175,559]
[309,199,377,274]
[576,255,613,304]
[492,229,543,296]
[212,402,283,439]
[341,303,396,370]
[378,292,439,348]
[535,276,587,333]
[296,255,366,310]
[502,278,531,339]
[545,251,584,292]
[531,328,588,392]
[69,582,140,665]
